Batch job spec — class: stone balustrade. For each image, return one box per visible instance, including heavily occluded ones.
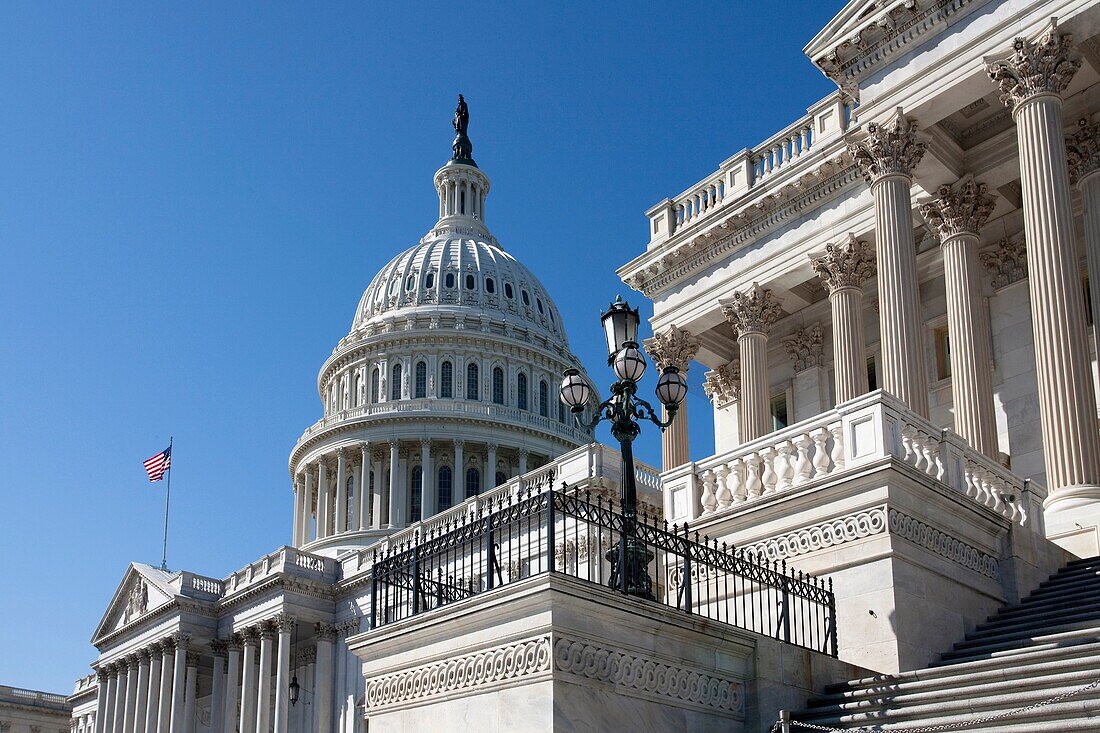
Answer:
[651,92,856,242]
[668,391,1038,528]
[221,547,335,597]
[0,685,70,709]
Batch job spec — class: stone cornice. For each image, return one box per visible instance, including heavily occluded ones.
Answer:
[92,597,215,651]
[621,159,861,298]
[216,573,337,612]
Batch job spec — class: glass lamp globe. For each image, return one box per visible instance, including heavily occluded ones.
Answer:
[655,367,688,408]
[613,343,647,382]
[601,296,641,360]
[559,368,591,412]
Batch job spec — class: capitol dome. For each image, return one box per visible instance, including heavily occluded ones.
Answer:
[288,98,596,557]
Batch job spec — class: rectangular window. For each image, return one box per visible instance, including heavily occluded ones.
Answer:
[934,327,951,380]
[867,356,877,392]
[771,393,789,432]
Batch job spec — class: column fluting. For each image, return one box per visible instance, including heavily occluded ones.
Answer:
[313,625,335,733]
[273,616,293,733]
[168,635,188,733]
[222,637,242,733]
[812,234,875,404]
[722,284,782,442]
[238,630,259,733]
[643,326,699,470]
[255,624,274,733]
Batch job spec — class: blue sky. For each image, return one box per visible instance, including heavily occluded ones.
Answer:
[0,2,839,692]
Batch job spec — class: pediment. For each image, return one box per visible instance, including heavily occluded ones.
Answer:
[803,0,924,80]
[92,563,177,644]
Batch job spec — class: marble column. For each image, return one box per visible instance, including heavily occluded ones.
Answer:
[302,468,315,545]
[222,637,242,733]
[317,461,330,539]
[420,440,436,518]
[357,442,370,530]
[255,624,274,733]
[335,449,347,535]
[121,660,136,733]
[144,647,161,733]
[387,440,400,528]
[850,108,930,417]
[516,447,527,476]
[1067,118,1100,356]
[156,641,174,733]
[103,668,118,733]
[643,326,699,470]
[209,641,227,733]
[812,234,876,404]
[454,440,465,502]
[920,176,999,457]
[133,652,150,733]
[291,479,302,548]
[989,26,1100,502]
[371,452,383,530]
[486,443,498,489]
[111,664,126,733]
[168,635,188,733]
[273,616,293,733]
[181,654,197,733]
[313,625,335,733]
[238,630,259,733]
[722,284,782,442]
[94,671,110,733]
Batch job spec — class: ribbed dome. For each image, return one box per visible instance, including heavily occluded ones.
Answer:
[352,234,569,346]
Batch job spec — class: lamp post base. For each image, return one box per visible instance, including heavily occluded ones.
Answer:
[607,537,655,600]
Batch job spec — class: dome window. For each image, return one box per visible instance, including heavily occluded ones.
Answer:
[410,467,423,523]
[405,275,416,291]
[425,272,435,289]
[504,283,514,299]
[467,363,480,400]
[415,361,427,398]
[536,298,544,314]
[391,363,403,401]
[465,273,476,290]
[486,278,495,294]
[438,466,453,510]
[492,367,504,404]
[440,361,453,398]
[390,279,399,295]
[445,273,456,289]
[521,290,530,306]
[548,309,555,324]
[465,468,481,497]
[517,373,528,411]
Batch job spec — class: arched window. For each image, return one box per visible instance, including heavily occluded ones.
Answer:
[438,466,453,511]
[391,362,402,400]
[521,290,530,306]
[425,272,435,289]
[371,368,380,404]
[445,272,455,289]
[492,367,504,404]
[467,363,479,400]
[517,373,528,411]
[460,190,466,214]
[353,373,361,407]
[539,380,549,417]
[536,298,544,314]
[465,468,480,498]
[504,283,514,299]
[495,471,507,487]
[410,467,423,523]
[486,278,495,294]
[345,476,355,532]
[440,360,453,398]
[405,275,415,291]
[415,361,427,398]
[465,273,476,290]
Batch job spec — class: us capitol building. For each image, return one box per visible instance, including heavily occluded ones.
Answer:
[60,0,1100,730]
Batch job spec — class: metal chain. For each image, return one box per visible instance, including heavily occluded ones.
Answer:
[768,676,1100,733]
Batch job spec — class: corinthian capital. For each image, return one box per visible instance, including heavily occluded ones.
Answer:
[702,362,740,407]
[848,108,928,184]
[987,23,1081,111]
[315,622,337,642]
[1067,118,1100,184]
[721,284,782,337]
[811,234,875,292]
[783,324,825,372]
[919,176,996,241]
[642,326,698,372]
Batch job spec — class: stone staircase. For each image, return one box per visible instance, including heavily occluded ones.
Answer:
[790,556,1100,731]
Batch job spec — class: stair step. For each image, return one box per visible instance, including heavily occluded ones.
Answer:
[937,629,1100,665]
[949,617,1100,652]
[1001,586,1100,614]
[795,699,1100,731]
[971,602,1100,635]
[1030,572,1100,596]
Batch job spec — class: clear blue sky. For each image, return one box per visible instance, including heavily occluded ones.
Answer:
[0,2,838,692]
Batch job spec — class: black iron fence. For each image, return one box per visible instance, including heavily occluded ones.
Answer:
[369,476,837,656]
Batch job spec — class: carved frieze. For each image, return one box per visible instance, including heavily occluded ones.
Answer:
[919,176,996,240]
[987,24,1081,111]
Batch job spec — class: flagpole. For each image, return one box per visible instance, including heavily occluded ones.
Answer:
[161,436,173,571]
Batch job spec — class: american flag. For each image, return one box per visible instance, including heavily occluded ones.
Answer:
[144,446,172,482]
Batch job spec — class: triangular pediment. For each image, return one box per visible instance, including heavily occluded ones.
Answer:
[804,0,922,77]
[92,563,178,644]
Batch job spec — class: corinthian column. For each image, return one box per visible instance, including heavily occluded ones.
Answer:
[850,108,930,417]
[94,671,109,733]
[221,637,242,733]
[301,467,315,545]
[988,25,1100,510]
[272,615,293,733]
[133,652,150,733]
[254,623,274,733]
[208,641,226,733]
[238,630,259,733]
[420,440,435,519]
[919,177,999,457]
[721,284,782,442]
[156,641,174,733]
[1067,118,1100,351]
[334,448,347,535]
[317,461,330,539]
[643,326,699,470]
[168,635,188,733]
[122,657,137,733]
[143,647,161,733]
[812,234,876,404]
[313,624,335,733]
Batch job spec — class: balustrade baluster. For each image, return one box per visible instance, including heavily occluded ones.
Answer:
[700,469,717,515]
[792,434,813,484]
[828,424,845,471]
[811,428,831,475]
[714,465,732,509]
[745,454,763,498]
[774,442,794,490]
[760,447,778,494]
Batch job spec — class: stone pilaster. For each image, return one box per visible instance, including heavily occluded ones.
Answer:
[1067,117,1100,353]
[643,326,699,470]
[849,108,930,417]
[919,176,999,458]
[721,284,782,442]
[812,234,876,405]
[988,25,1100,533]
[783,323,826,421]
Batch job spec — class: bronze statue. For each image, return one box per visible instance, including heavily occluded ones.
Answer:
[451,94,475,164]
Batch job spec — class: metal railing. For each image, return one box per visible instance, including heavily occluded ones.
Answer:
[368,474,837,656]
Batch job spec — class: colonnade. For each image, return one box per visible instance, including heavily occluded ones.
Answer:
[293,440,544,545]
[643,326,699,470]
[93,633,194,733]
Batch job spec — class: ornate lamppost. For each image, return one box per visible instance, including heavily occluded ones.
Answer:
[559,296,688,598]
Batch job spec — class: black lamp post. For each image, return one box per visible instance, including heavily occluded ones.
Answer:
[560,296,688,598]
